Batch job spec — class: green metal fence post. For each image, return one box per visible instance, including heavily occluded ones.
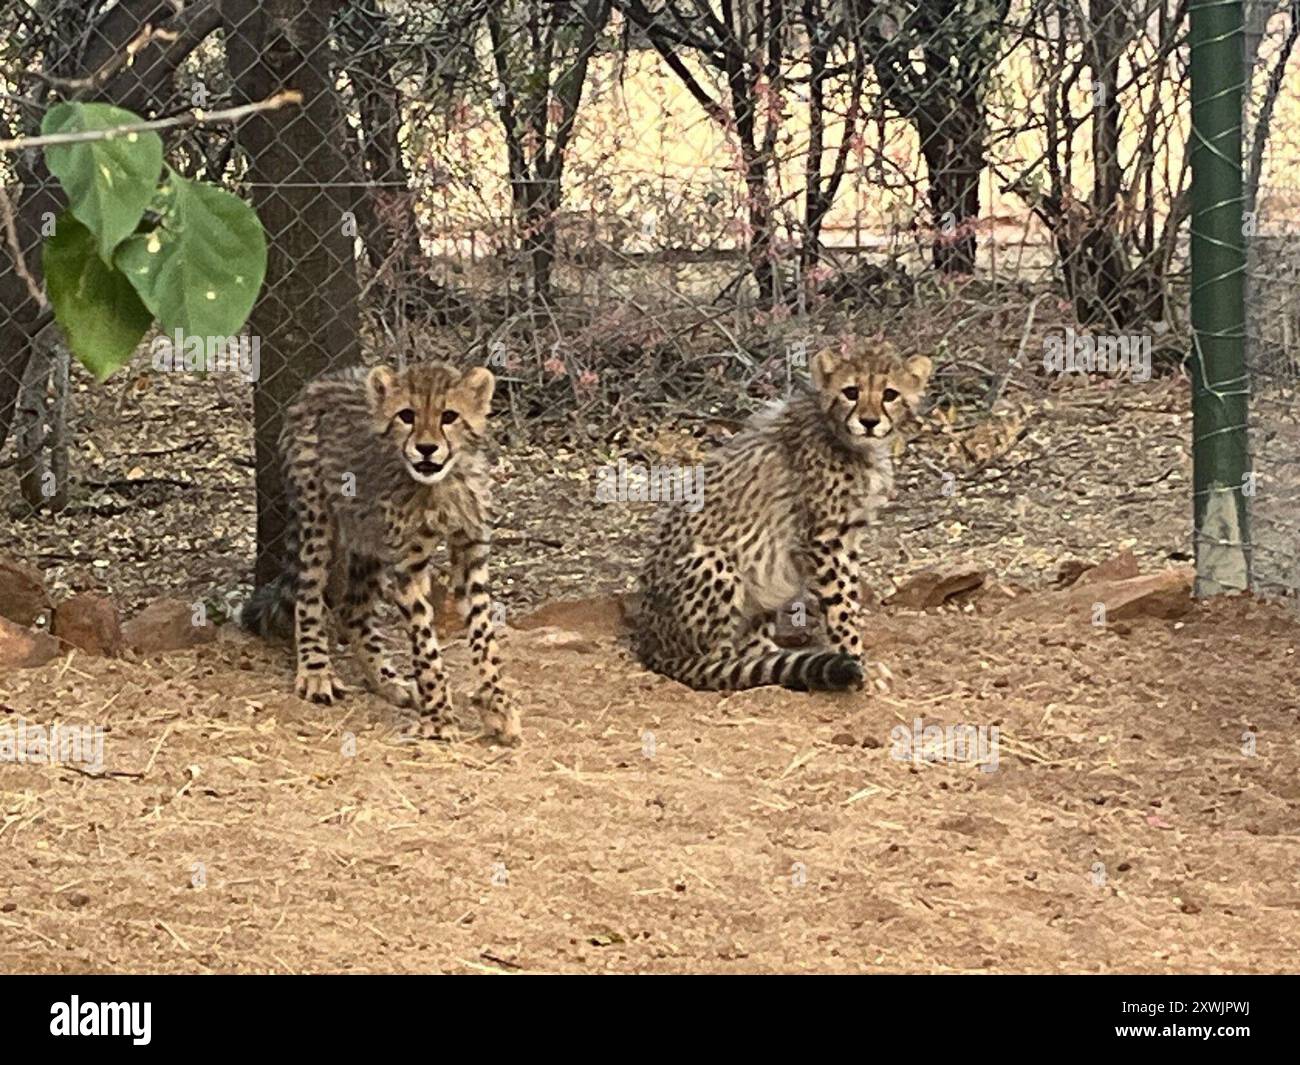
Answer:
[1189,0,1250,596]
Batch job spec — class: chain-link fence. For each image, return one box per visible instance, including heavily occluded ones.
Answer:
[0,1,1293,610]
[1244,0,1300,599]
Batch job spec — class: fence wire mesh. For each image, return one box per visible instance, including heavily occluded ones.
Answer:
[0,0,1292,611]
[1245,0,1300,599]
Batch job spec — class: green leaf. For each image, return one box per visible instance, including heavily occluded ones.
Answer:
[42,102,164,263]
[116,174,267,340]
[43,212,152,381]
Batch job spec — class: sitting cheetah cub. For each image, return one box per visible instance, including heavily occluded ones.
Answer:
[240,362,521,744]
[636,343,932,691]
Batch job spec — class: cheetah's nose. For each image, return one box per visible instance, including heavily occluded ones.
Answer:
[415,443,438,458]
[861,418,879,433]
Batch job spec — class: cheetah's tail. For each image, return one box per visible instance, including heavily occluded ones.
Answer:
[650,650,863,692]
[239,573,295,642]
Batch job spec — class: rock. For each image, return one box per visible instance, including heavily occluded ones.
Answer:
[0,615,60,668]
[1013,567,1193,622]
[512,595,634,638]
[1054,560,1091,587]
[1074,549,1141,586]
[884,568,985,609]
[513,626,600,654]
[431,583,463,634]
[122,597,218,654]
[51,593,123,655]
[1098,568,1194,620]
[1056,550,1141,588]
[0,556,52,626]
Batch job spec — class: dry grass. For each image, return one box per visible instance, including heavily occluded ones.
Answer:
[3,293,1295,973]
[3,589,1298,974]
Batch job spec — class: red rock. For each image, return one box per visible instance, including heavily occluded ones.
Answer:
[1098,568,1194,620]
[512,595,633,638]
[1074,549,1141,586]
[512,627,600,654]
[51,593,123,655]
[0,556,52,626]
[884,569,986,609]
[1013,567,1193,622]
[432,582,463,634]
[122,597,217,654]
[0,615,60,667]
[1054,560,1091,587]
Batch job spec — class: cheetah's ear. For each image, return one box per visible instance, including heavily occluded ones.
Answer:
[810,347,839,391]
[457,366,496,418]
[903,354,933,389]
[366,365,398,412]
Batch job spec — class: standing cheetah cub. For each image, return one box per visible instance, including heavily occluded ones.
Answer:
[241,362,521,744]
[636,343,932,691]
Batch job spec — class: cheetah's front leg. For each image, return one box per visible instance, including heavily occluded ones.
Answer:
[809,528,866,667]
[451,533,521,745]
[393,537,456,741]
[293,501,346,704]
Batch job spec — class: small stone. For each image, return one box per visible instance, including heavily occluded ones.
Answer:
[52,594,123,656]
[884,568,985,609]
[122,598,217,654]
[0,556,52,626]
[0,615,61,668]
[1074,549,1141,586]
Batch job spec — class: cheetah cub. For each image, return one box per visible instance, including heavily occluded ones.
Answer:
[636,343,932,691]
[240,362,521,744]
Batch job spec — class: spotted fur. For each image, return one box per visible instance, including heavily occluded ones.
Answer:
[240,362,520,744]
[636,342,933,691]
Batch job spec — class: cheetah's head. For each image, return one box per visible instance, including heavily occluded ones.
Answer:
[365,362,495,485]
[810,343,932,450]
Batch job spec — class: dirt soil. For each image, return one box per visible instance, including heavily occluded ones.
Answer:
[3,338,1299,973]
[2,586,1299,974]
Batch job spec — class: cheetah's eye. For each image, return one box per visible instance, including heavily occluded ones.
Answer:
[882,388,900,403]
[441,409,459,426]
[396,409,415,425]
[841,386,859,402]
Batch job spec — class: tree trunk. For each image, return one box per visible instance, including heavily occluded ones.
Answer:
[336,0,458,328]
[224,0,362,587]
[523,178,560,305]
[744,146,777,305]
[917,105,983,274]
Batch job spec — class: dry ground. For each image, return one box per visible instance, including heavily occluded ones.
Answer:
[3,325,1299,973]
[2,587,1299,974]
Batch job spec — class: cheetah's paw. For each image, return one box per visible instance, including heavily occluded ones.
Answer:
[403,715,461,743]
[473,687,522,747]
[296,668,347,705]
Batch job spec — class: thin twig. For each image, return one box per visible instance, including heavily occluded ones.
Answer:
[23,21,172,98]
[0,187,46,308]
[0,90,304,153]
